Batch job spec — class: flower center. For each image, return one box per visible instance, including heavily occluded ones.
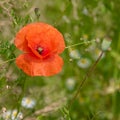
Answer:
[35,46,50,58]
[36,47,43,54]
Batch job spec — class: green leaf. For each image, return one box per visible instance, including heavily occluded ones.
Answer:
[0,77,6,89]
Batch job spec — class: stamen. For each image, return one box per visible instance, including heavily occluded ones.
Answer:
[37,47,43,54]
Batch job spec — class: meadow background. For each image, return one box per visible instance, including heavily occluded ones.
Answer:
[0,0,120,120]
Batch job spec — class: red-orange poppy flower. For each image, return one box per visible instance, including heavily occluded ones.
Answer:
[14,22,65,76]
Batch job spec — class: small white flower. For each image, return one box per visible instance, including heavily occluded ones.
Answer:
[2,109,23,120]
[92,48,105,60]
[77,58,91,69]
[11,110,23,120]
[2,110,11,120]
[21,97,36,109]
[69,49,81,59]
[65,78,76,90]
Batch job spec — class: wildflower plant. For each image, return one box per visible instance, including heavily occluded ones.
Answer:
[21,97,36,109]
[14,22,65,76]
[0,0,120,120]
[2,109,23,120]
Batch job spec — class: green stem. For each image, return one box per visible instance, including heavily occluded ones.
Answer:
[65,40,96,49]
[0,58,16,65]
[69,51,104,108]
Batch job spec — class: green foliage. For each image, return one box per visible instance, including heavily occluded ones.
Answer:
[11,9,32,27]
[0,41,15,60]
[0,77,6,91]
[60,107,71,120]
[0,0,120,120]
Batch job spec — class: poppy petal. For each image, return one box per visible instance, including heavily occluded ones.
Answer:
[14,25,30,52]
[25,23,65,54]
[16,53,63,76]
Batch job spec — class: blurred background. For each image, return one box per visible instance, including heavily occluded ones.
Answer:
[0,0,120,120]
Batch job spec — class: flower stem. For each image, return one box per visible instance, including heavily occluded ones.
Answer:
[69,51,104,108]
[0,58,16,65]
[65,40,96,49]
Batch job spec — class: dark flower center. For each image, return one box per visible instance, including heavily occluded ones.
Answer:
[36,47,43,54]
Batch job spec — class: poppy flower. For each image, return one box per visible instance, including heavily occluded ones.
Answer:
[14,22,65,76]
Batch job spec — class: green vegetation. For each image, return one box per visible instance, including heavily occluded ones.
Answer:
[0,0,120,119]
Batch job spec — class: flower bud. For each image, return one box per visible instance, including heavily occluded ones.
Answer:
[101,37,112,51]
